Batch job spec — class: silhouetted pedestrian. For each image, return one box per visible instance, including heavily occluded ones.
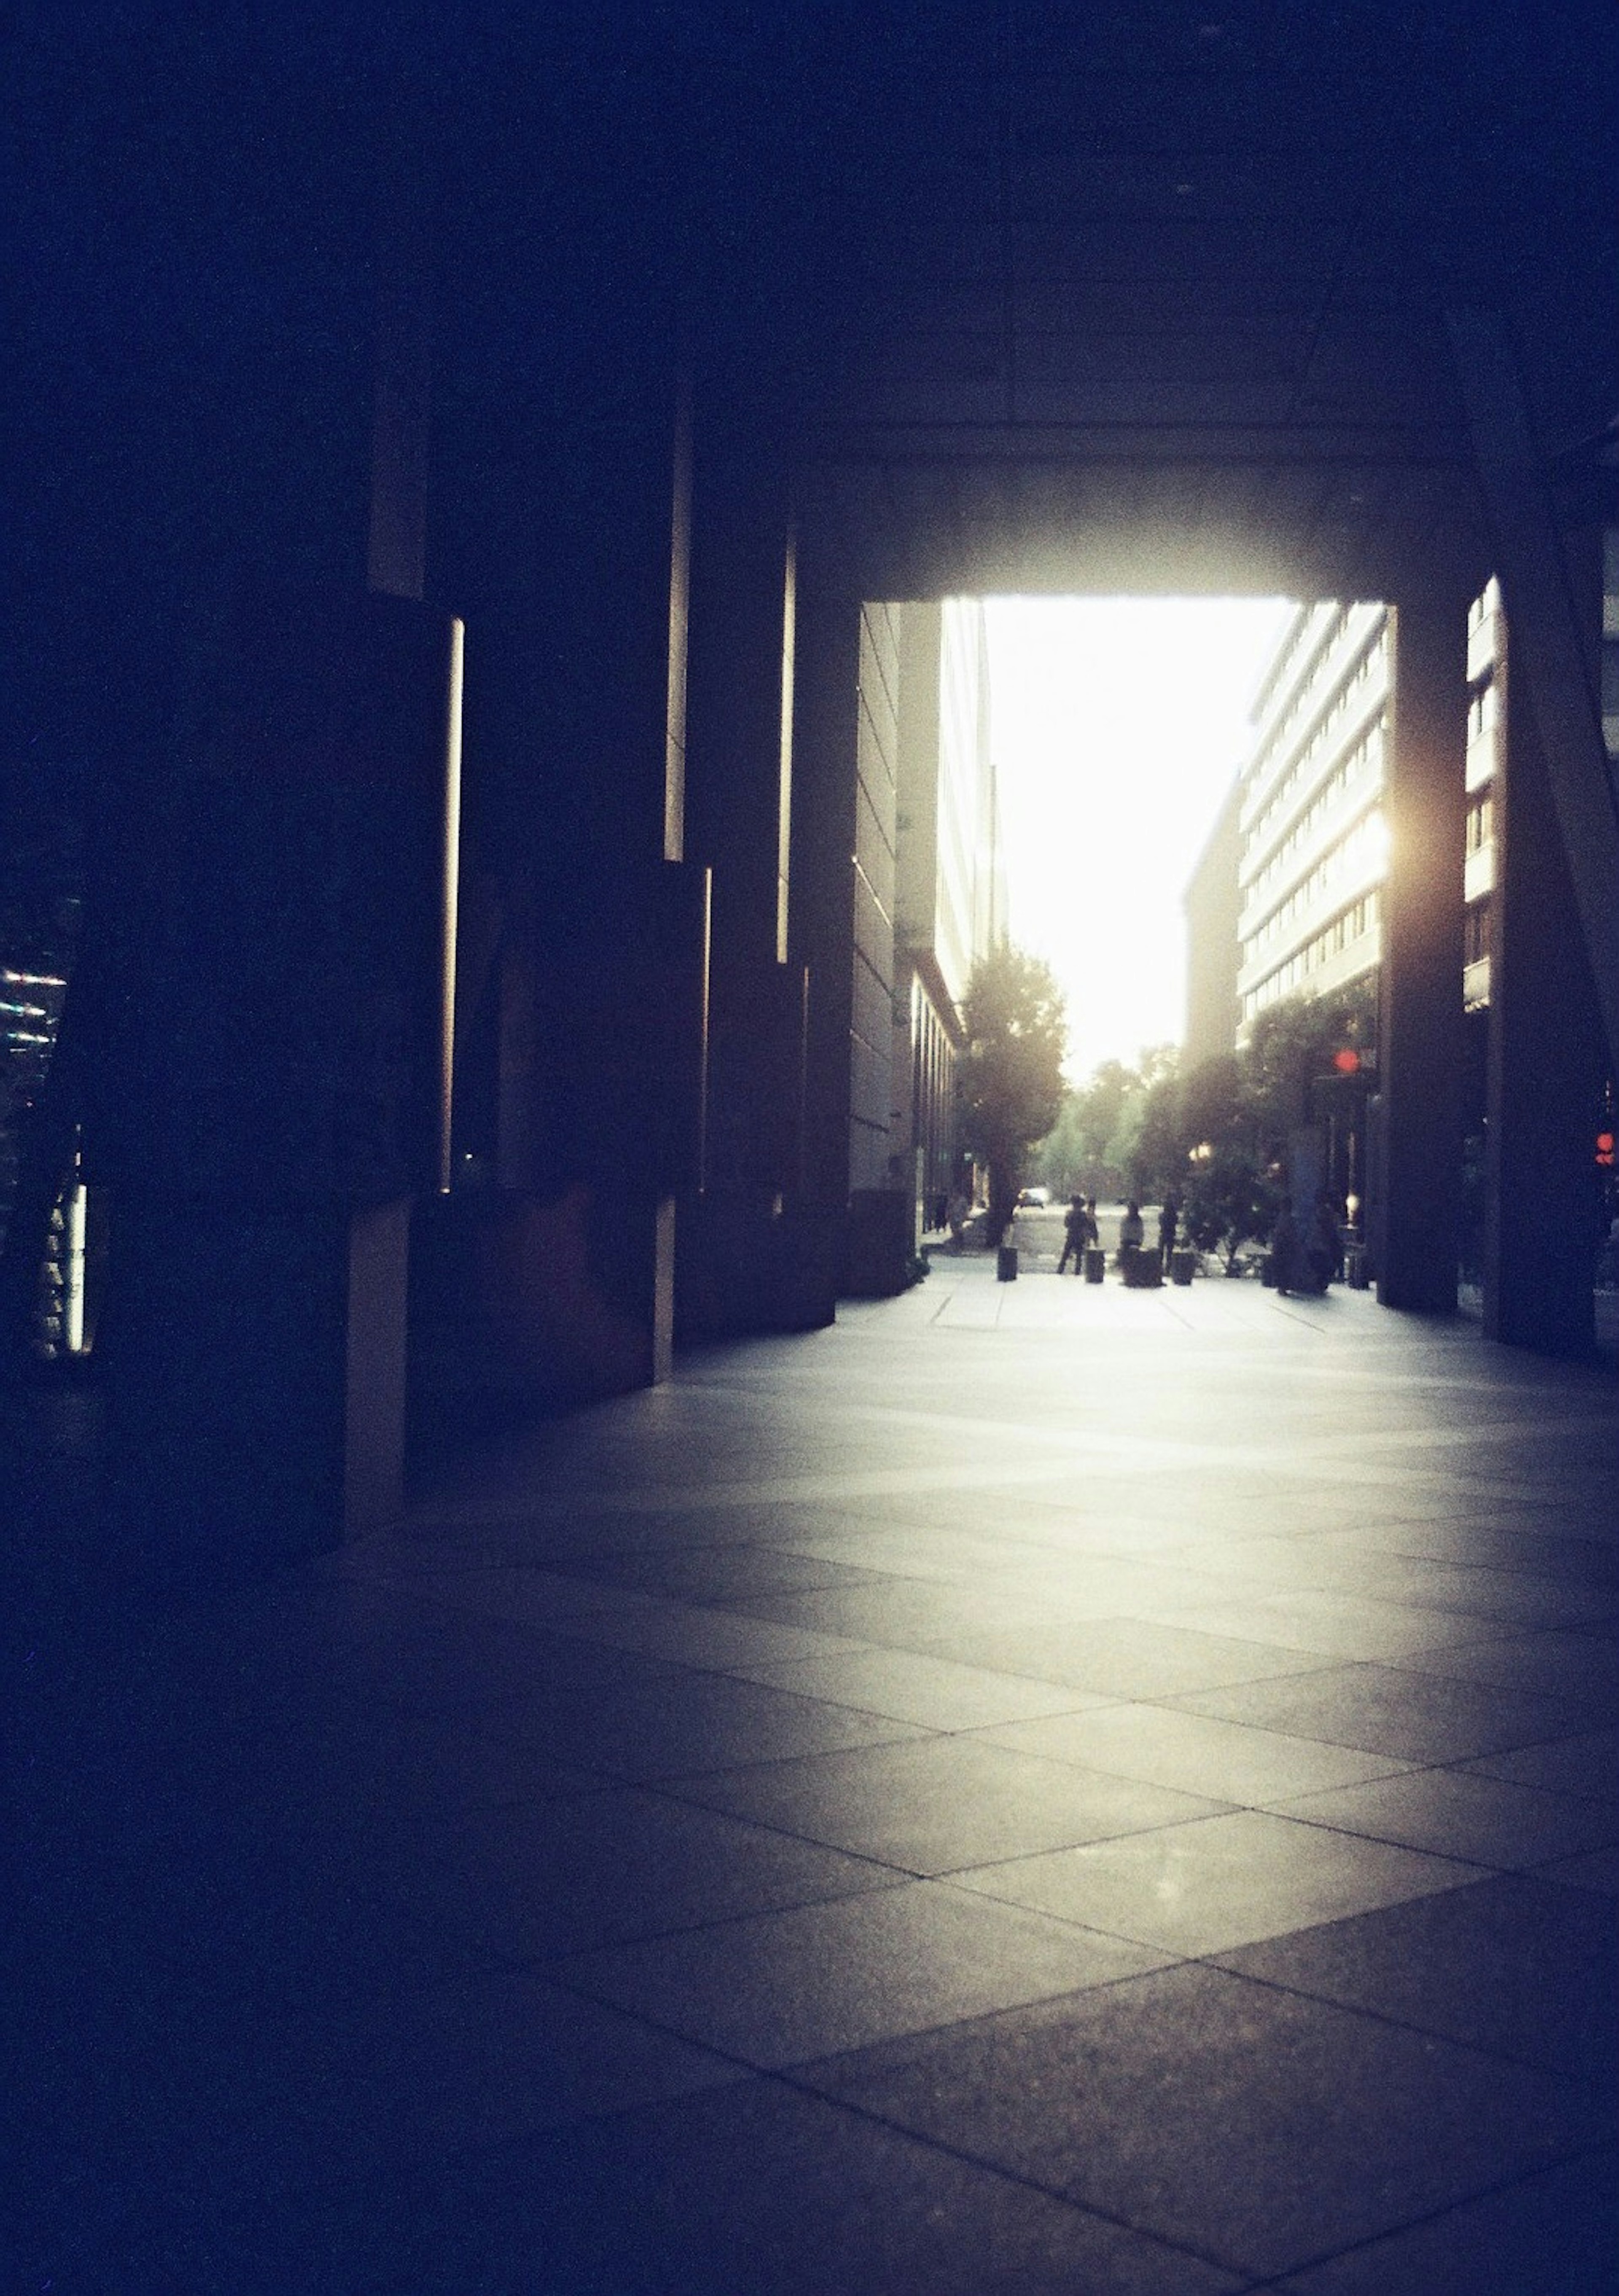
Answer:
[1058,1194,1087,1274]
[1270,1196,1301,1295]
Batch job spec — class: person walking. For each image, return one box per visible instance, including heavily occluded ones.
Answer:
[1270,1196,1301,1295]
[1305,1193,1340,1292]
[1157,1195,1180,1263]
[1058,1194,1088,1274]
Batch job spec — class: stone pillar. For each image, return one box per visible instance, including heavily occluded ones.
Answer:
[1375,587,1469,1313]
[790,588,865,1218]
[104,590,460,1575]
[677,433,821,1338]
[1485,572,1607,1355]
[425,345,704,1400]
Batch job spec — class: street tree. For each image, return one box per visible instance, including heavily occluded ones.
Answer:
[959,944,1068,1243]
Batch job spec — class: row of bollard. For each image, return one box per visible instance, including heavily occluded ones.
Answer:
[996,1244,1197,1287]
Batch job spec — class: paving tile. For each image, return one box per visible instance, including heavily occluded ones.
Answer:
[800,1960,1603,2280]
[950,1809,1477,1954]
[475,1672,929,1779]
[720,1577,1072,1645]
[1216,1873,1618,2087]
[1464,1726,1619,1797]
[558,1880,1170,2067]
[1382,1628,1619,1712]
[278,1969,748,2175]
[1135,1586,1503,1658]
[183,2075,1247,2295]
[721,1645,1112,1730]
[554,1544,893,1599]
[1165,1660,1590,1762]
[973,1701,1417,1804]
[1266,1766,1619,1868]
[1535,1844,1619,1893]
[552,1593,868,1671]
[912,1615,1327,1696]
[1269,2149,1619,2293]
[669,1733,1229,1873]
[410,1785,904,1959]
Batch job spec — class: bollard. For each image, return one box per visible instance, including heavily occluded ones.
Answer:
[1083,1247,1105,1283]
[996,1245,1018,1281]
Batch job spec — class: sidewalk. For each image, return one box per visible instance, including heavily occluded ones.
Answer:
[14,1268,1618,2291]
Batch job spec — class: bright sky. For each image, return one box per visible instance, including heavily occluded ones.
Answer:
[985,595,1294,1080]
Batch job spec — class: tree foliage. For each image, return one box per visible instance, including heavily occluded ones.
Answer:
[958,945,1068,1241]
[1036,986,1377,1264]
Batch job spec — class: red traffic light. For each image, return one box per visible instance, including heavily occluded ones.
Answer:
[1332,1048,1361,1074]
[1597,1131,1615,1167]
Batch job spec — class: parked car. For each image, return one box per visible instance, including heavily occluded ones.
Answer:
[1016,1185,1051,1208]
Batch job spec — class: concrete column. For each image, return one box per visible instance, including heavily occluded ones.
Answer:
[1376,587,1470,1313]
[428,344,701,1399]
[790,587,864,1217]
[676,436,825,1340]
[1485,587,1607,1355]
[684,439,797,1192]
[104,591,460,1576]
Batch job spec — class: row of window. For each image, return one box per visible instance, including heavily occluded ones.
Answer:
[1467,679,1500,748]
[1242,720,1385,912]
[1242,808,1387,965]
[1242,891,1380,1020]
[1463,900,1492,967]
[1251,602,1351,743]
[1465,794,1495,856]
[1245,635,1388,856]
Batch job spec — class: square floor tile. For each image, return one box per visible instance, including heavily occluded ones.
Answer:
[1270,2149,1619,2293]
[1267,1766,1619,1868]
[476,1673,928,1780]
[195,2073,1248,2295]
[1215,1872,1619,2088]
[558,1880,1170,2067]
[1464,1726,1619,1797]
[281,1969,747,2174]
[549,1545,889,1599]
[974,1702,1416,1804]
[722,1579,1066,1645]
[724,1646,1111,1730]
[1165,1661,1589,1762]
[414,1785,902,1959]
[1382,1631,1619,1712]
[670,1733,1230,1874]
[913,1616,1326,1697]
[1138,1587,1501,1660]
[556,1595,867,1671]
[1536,1844,1619,1893]
[800,1960,1603,2280]
[951,1809,1479,1955]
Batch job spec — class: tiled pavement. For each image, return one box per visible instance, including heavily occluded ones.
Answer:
[13,1262,1619,2291]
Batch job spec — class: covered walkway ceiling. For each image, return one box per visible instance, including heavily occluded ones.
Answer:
[758,1,1617,598]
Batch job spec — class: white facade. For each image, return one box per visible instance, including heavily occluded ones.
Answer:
[1237,602,1390,1034]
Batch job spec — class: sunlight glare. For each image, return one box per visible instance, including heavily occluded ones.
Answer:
[986,596,1294,1078]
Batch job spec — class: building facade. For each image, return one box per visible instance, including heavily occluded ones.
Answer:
[1182,778,1244,1072]
[839,596,1006,1279]
[1236,602,1391,1038]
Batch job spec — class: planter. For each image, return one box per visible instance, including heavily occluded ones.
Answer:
[1120,1246,1163,1289]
